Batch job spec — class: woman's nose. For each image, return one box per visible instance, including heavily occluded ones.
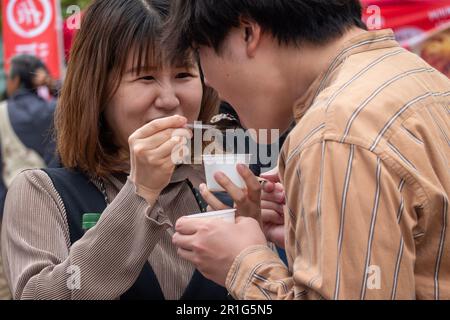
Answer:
[154,85,180,110]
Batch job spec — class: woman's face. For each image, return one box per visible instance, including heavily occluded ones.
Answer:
[105,54,203,149]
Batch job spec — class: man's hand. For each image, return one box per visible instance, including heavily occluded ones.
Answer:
[261,167,286,248]
[173,216,267,286]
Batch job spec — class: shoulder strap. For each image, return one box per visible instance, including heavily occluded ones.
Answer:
[41,167,167,300]
[41,168,106,244]
[0,101,46,187]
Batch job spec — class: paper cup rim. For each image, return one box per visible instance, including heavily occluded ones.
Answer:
[202,154,252,164]
[186,208,237,219]
[202,154,252,159]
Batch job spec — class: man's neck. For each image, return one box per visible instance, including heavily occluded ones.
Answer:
[280,27,367,105]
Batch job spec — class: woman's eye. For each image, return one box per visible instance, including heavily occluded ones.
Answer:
[176,73,194,79]
[138,76,155,81]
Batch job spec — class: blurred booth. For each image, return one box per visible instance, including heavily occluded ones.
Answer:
[361,0,450,77]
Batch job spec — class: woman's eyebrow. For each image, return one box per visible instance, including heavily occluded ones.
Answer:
[174,65,193,70]
[175,62,198,69]
[125,66,157,74]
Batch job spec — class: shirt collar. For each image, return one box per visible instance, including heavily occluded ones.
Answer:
[293,29,399,120]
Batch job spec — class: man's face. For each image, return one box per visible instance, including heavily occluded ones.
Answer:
[32,68,50,88]
[197,29,294,134]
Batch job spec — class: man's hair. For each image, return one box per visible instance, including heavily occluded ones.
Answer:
[166,0,366,57]
[9,54,47,91]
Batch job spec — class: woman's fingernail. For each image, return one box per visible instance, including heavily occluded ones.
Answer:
[199,184,207,193]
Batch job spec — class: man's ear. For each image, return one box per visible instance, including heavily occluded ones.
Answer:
[240,18,262,58]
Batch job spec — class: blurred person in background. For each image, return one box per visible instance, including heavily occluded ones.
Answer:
[0,54,57,300]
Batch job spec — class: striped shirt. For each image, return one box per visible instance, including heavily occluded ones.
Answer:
[226,30,450,300]
[1,165,206,300]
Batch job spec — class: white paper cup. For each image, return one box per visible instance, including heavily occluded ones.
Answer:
[203,154,251,192]
[185,209,236,223]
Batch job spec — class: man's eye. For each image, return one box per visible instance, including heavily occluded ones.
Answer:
[176,73,193,79]
[138,76,155,81]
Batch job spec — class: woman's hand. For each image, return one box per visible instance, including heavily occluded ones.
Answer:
[128,115,192,204]
[199,164,262,225]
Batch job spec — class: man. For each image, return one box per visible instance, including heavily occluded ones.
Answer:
[168,0,450,299]
[0,55,56,299]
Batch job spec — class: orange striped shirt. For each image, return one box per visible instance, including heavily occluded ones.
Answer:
[226,30,450,300]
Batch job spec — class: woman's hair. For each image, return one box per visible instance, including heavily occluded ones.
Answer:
[56,0,219,177]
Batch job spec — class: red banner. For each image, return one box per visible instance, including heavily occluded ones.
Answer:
[361,0,450,42]
[2,0,64,79]
[361,0,450,77]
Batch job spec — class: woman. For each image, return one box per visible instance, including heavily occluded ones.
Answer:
[0,0,227,300]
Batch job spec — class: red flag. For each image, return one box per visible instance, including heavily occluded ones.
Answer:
[362,0,450,42]
[362,0,450,77]
[2,0,64,79]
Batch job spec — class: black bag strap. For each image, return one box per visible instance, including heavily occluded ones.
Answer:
[41,168,106,244]
[41,168,167,300]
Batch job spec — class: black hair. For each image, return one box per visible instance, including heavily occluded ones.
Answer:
[9,54,47,91]
[165,0,367,58]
